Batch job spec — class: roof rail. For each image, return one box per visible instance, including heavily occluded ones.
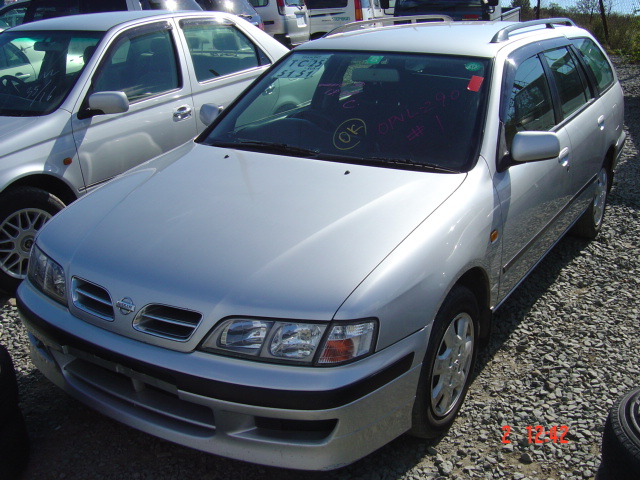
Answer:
[490,17,576,43]
[324,15,453,37]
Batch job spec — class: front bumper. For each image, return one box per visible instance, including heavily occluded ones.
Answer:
[17,282,426,471]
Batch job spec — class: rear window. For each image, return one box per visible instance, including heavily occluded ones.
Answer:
[202,51,491,172]
[572,37,614,93]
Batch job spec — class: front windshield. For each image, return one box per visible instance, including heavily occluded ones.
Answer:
[0,30,103,117]
[201,51,490,172]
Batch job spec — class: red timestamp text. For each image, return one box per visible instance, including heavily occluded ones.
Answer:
[501,425,569,444]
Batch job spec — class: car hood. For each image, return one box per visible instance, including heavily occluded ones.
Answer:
[0,115,40,144]
[40,143,466,323]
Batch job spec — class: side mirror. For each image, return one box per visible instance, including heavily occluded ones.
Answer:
[380,0,390,8]
[200,103,224,126]
[486,0,499,5]
[511,131,560,163]
[88,91,129,115]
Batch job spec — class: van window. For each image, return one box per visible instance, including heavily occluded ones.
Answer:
[306,0,348,8]
[25,0,129,23]
[181,20,268,82]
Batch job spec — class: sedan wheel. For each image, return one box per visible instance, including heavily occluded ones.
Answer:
[0,187,65,294]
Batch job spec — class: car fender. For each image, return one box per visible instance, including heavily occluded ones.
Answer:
[335,158,502,351]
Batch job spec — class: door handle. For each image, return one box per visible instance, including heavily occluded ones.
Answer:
[173,105,192,121]
[14,72,31,80]
[598,115,605,130]
[559,146,570,170]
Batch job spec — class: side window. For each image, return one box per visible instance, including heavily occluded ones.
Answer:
[505,55,555,147]
[92,27,180,102]
[542,47,589,119]
[0,4,27,27]
[572,37,614,93]
[0,43,29,68]
[181,21,266,83]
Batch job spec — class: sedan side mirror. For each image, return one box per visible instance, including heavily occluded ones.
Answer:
[77,91,130,119]
[200,103,224,126]
[511,131,560,163]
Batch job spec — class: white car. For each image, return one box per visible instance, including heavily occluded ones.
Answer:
[18,17,625,470]
[0,10,288,293]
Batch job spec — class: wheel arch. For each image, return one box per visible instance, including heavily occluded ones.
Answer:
[3,174,78,206]
[453,267,492,344]
[604,144,616,192]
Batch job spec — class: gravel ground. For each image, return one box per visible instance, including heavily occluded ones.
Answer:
[1,58,639,480]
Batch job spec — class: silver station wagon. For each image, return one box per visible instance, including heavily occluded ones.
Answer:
[17,17,625,470]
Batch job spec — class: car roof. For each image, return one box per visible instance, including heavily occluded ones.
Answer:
[297,18,589,58]
[6,10,233,32]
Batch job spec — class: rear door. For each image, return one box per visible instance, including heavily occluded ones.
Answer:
[177,16,279,133]
[497,51,574,297]
[71,20,197,191]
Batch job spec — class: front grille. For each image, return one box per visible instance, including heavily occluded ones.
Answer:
[64,349,215,436]
[133,304,202,341]
[72,277,114,321]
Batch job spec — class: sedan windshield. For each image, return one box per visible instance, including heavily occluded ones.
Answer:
[0,30,104,116]
[201,51,490,172]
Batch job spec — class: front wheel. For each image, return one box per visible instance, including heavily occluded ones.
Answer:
[410,285,479,439]
[0,187,65,294]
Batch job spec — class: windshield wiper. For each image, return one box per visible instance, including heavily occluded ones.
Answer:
[367,156,461,173]
[212,140,321,157]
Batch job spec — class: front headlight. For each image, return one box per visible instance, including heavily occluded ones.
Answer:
[28,244,67,305]
[201,318,377,365]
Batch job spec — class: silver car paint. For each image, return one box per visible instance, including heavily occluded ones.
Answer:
[0,11,288,195]
[37,142,466,349]
[17,19,626,470]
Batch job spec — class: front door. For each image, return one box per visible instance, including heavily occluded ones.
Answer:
[71,21,197,192]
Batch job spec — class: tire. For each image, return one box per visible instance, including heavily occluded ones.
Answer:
[572,165,609,239]
[601,387,640,480]
[0,344,19,417]
[0,345,29,480]
[0,187,65,295]
[410,285,479,439]
[0,405,30,480]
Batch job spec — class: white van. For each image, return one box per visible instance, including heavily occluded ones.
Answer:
[306,0,386,39]
[249,0,310,47]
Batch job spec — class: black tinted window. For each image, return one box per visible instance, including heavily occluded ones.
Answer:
[203,52,491,172]
[573,37,614,93]
[505,55,555,147]
[181,20,265,82]
[93,27,179,102]
[543,47,589,119]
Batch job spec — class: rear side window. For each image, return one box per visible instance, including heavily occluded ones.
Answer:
[181,20,268,82]
[542,47,590,119]
[505,55,555,147]
[572,37,614,93]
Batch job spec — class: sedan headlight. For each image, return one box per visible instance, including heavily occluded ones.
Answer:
[28,244,67,305]
[201,318,377,365]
